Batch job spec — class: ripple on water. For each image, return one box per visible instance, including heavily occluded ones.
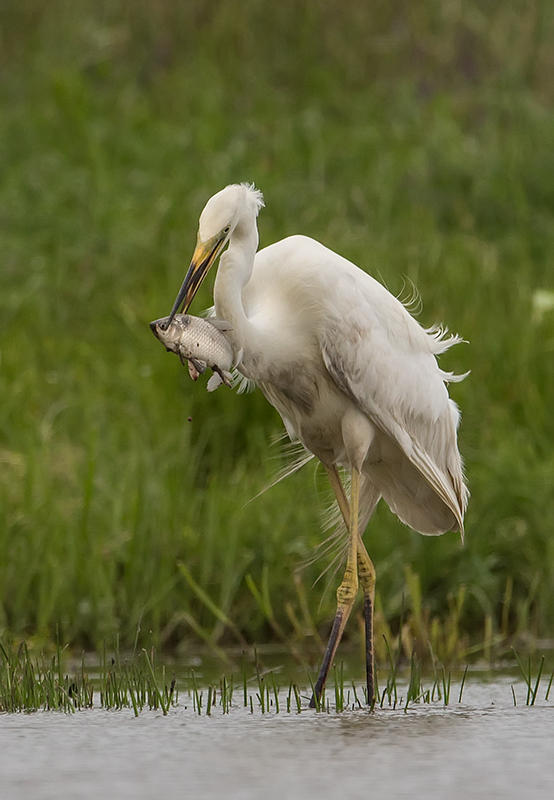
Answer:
[0,678,552,800]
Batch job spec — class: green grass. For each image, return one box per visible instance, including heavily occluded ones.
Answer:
[2,638,552,714]
[0,638,177,714]
[1,1,553,657]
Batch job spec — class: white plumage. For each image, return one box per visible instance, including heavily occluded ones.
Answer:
[164,182,469,705]
[210,188,468,535]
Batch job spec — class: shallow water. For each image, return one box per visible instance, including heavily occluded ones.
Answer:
[1,678,552,800]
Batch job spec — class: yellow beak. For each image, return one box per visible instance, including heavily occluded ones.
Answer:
[164,233,226,327]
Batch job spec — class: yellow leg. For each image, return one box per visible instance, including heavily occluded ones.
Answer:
[325,464,351,529]
[310,468,360,707]
[323,465,376,706]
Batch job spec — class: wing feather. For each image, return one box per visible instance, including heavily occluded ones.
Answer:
[247,235,468,534]
[320,273,468,535]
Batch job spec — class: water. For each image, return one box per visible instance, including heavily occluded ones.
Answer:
[1,678,552,799]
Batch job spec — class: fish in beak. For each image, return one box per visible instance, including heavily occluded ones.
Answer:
[162,232,227,329]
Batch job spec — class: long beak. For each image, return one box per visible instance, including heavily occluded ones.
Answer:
[163,233,226,328]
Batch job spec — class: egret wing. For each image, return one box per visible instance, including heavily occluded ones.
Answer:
[320,282,467,534]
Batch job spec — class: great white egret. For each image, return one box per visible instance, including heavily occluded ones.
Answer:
[163,183,468,706]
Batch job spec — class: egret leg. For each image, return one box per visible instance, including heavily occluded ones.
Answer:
[357,537,376,705]
[323,465,376,706]
[309,468,360,708]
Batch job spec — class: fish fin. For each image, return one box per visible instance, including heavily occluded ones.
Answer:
[207,373,223,392]
[187,360,200,381]
[206,317,233,332]
[209,366,233,389]
[233,347,244,368]
[185,356,206,380]
[200,305,216,318]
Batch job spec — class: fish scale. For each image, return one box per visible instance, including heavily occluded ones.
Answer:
[150,313,234,391]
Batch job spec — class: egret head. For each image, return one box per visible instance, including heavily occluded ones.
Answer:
[163,183,264,326]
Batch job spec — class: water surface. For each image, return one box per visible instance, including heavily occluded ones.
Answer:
[1,678,552,799]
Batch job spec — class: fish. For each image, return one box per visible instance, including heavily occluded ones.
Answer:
[150,313,234,391]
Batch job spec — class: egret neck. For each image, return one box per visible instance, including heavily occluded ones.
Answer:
[213,215,258,344]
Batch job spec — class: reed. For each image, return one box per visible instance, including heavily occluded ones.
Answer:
[513,649,546,706]
[2,639,552,715]
[0,0,552,656]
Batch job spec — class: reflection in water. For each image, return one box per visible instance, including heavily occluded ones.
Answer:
[0,680,552,800]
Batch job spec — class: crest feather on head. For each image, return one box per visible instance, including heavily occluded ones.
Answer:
[240,182,265,215]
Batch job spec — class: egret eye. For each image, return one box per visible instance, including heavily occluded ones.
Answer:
[223,226,230,234]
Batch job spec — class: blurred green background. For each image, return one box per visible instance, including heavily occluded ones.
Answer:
[1,0,553,660]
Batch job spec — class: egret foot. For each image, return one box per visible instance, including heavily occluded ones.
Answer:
[309,545,358,707]
[310,468,361,708]
[357,538,376,705]
[317,465,377,707]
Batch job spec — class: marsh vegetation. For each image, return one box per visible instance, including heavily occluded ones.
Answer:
[1,1,553,666]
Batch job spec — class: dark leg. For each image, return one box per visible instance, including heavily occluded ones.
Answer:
[309,608,348,706]
[357,538,376,705]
